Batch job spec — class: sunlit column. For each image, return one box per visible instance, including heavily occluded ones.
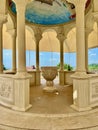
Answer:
[75,1,87,72]
[0,22,3,73]
[66,0,87,72]
[16,5,26,73]
[66,0,92,112]
[85,29,92,72]
[12,2,32,111]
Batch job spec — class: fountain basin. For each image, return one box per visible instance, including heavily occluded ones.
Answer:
[41,66,58,92]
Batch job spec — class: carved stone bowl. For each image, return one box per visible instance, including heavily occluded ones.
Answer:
[41,66,58,92]
[41,66,57,81]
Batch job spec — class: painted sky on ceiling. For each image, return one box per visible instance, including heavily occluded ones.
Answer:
[9,0,90,25]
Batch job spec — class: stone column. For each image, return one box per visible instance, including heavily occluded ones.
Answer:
[35,34,42,86]
[97,22,98,44]
[35,35,42,86]
[60,38,64,71]
[75,2,86,72]
[67,0,91,111]
[58,36,65,85]
[13,3,32,111]
[85,29,92,72]
[0,21,3,73]
[36,39,40,71]
[0,15,7,73]
[8,29,16,73]
[16,5,26,73]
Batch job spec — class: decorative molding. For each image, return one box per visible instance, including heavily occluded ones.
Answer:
[93,12,98,22]
[66,0,87,7]
[90,81,98,103]
[0,78,14,104]
[0,14,7,24]
[7,29,16,37]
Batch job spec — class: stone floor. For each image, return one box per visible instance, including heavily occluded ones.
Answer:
[1,78,98,129]
[28,78,75,114]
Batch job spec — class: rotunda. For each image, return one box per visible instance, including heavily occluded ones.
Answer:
[0,0,98,129]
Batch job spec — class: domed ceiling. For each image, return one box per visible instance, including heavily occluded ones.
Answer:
[9,0,91,25]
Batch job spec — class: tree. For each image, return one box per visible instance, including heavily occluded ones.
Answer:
[88,63,98,70]
[57,63,73,71]
[3,65,6,70]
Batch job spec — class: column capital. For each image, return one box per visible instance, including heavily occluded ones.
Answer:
[8,29,16,37]
[13,0,27,5]
[34,33,42,43]
[57,35,65,43]
[0,14,7,25]
[66,0,87,6]
[16,5,26,14]
[93,12,98,22]
[85,28,93,36]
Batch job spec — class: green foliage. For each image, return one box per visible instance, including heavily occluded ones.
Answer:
[88,64,98,70]
[3,65,6,70]
[57,63,73,71]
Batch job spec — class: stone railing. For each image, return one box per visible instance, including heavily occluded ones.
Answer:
[0,74,14,107]
[4,69,41,86]
[89,74,98,107]
[64,70,75,85]
[0,73,31,111]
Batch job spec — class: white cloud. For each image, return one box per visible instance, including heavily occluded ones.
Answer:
[90,53,96,56]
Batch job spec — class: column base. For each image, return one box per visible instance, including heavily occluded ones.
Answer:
[13,71,32,111]
[71,71,92,112]
[12,104,32,112]
[71,71,90,79]
[71,104,92,112]
[11,69,16,73]
[14,72,32,79]
[0,71,3,74]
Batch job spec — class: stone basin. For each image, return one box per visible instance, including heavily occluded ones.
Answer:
[41,66,58,92]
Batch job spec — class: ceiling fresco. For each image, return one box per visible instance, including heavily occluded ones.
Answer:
[9,0,91,25]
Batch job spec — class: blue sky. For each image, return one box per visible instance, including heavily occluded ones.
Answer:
[3,48,98,69]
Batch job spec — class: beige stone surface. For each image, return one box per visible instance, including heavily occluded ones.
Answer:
[3,22,98,53]
[0,80,97,130]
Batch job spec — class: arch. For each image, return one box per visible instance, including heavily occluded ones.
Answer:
[6,14,15,30]
[40,29,59,52]
[25,26,36,67]
[64,27,76,53]
[42,28,57,36]
[64,27,76,70]
[88,22,98,48]
[25,26,35,51]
